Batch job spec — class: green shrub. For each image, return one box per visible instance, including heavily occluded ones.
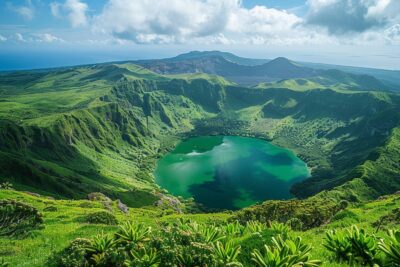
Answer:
[87,192,111,202]
[221,221,244,237]
[175,242,214,267]
[339,200,349,210]
[84,211,118,225]
[85,233,118,266]
[0,199,43,238]
[378,230,400,266]
[43,206,58,212]
[323,226,380,266]
[286,218,303,231]
[0,182,13,190]
[129,248,160,267]
[47,238,91,267]
[268,221,291,238]
[244,221,267,234]
[0,258,9,267]
[251,235,321,267]
[373,208,400,231]
[49,220,320,267]
[323,229,352,262]
[150,220,217,266]
[115,221,152,249]
[233,198,341,230]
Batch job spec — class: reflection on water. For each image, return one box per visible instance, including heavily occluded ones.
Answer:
[155,136,310,210]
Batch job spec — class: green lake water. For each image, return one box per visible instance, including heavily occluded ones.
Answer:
[154,136,310,210]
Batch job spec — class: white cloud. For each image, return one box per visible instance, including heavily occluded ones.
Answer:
[14,33,26,42]
[94,0,239,43]
[6,0,393,48]
[50,0,88,27]
[8,0,35,20]
[93,0,318,45]
[6,33,64,43]
[384,24,400,44]
[227,5,302,35]
[50,2,62,17]
[31,33,64,43]
[306,0,400,33]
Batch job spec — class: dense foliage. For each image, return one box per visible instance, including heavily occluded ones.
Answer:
[48,220,321,267]
[84,211,118,225]
[0,199,43,238]
[46,218,400,267]
[1,54,400,267]
[1,61,400,208]
[233,197,343,230]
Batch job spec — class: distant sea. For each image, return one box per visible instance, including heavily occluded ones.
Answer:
[1,47,398,71]
[0,51,139,71]
[0,48,177,71]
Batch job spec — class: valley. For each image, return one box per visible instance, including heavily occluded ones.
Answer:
[0,52,400,266]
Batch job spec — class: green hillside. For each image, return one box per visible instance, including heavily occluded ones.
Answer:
[255,69,389,92]
[1,63,399,205]
[1,58,400,266]
[1,188,400,266]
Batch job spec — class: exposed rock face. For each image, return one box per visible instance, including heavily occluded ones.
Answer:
[117,199,129,213]
[155,193,182,213]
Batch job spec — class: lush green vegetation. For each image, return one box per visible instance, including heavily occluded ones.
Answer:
[1,62,399,205]
[1,53,400,266]
[0,189,400,266]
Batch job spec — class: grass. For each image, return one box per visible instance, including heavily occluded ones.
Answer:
[1,65,400,203]
[1,189,400,266]
[1,61,400,265]
[0,189,229,266]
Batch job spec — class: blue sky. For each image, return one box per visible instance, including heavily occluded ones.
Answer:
[0,0,399,70]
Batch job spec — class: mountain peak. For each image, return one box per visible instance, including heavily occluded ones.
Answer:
[173,51,230,60]
[269,57,292,65]
[170,51,270,66]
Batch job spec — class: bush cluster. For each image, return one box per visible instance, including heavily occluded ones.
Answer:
[324,225,400,266]
[0,199,43,238]
[84,211,118,225]
[0,258,9,267]
[48,220,320,267]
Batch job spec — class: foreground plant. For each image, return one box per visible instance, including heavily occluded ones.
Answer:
[323,229,352,262]
[0,182,13,190]
[85,233,117,265]
[47,238,91,267]
[245,220,267,234]
[222,221,245,237]
[213,241,242,266]
[115,221,151,249]
[324,225,380,266]
[0,200,43,237]
[0,258,9,267]
[378,230,400,266]
[128,248,160,267]
[251,235,321,267]
[268,221,291,238]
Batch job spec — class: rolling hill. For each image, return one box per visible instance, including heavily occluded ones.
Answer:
[1,52,400,266]
[135,52,394,91]
[1,59,399,204]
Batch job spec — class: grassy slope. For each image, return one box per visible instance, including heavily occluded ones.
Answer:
[254,68,390,92]
[1,189,399,266]
[0,189,230,266]
[1,62,400,266]
[2,63,400,204]
[0,64,221,206]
